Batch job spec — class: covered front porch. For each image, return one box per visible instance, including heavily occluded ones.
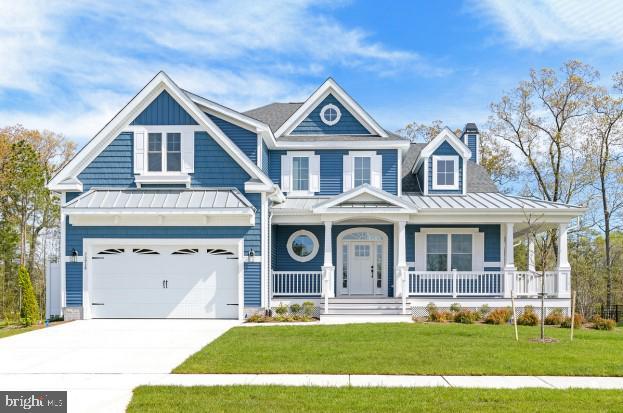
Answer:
[269,187,583,316]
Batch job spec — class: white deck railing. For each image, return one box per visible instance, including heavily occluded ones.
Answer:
[271,271,323,296]
[513,271,557,296]
[408,270,503,297]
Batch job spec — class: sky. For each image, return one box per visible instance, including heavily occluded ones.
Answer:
[1,0,623,146]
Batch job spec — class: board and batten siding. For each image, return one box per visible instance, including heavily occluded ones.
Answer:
[131,90,198,125]
[272,224,396,296]
[290,94,370,135]
[405,224,501,270]
[268,149,398,195]
[427,141,464,195]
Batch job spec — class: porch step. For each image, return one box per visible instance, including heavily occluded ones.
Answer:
[328,297,402,304]
[320,314,413,324]
[322,297,408,316]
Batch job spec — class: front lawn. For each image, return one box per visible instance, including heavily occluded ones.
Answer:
[174,323,623,376]
[127,386,623,413]
[0,324,42,339]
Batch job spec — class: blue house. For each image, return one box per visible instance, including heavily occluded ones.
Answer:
[48,72,585,320]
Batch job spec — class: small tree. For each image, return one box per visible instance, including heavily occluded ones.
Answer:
[18,265,39,326]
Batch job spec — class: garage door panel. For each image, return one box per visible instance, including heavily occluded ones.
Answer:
[90,243,239,319]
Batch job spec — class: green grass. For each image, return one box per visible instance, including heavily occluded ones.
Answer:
[126,386,623,413]
[174,323,623,376]
[0,324,42,339]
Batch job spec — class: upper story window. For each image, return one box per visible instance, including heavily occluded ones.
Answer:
[292,156,309,192]
[354,156,371,187]
[147,132,182,172]
[320,104,341,126]
[432,155,459,190]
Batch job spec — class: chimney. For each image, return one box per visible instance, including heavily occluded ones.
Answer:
[460,123,479,164]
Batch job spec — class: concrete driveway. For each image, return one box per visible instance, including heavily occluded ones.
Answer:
[0,319,239,411]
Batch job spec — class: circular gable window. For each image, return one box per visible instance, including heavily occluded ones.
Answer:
[287,230,319,262]
[320,104,341,126]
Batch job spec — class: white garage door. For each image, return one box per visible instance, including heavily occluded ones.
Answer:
[89,243,239,319]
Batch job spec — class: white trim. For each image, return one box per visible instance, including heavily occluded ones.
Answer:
[419,228,484,272]
[282,151,316,196]
[260,192,269,308]
[320,104,341,126]
[419,127,471,159]
[349,150,377,156]
[431,155,460,191]
[275,78,388,138]
[275,140,410,150]
[313,184,416,213]
[82,238,245,320]
[286,230,320,263]
[134,174,191,187]
[60,193,67,311]
[48,72,274,192]
[397,148,402,196]
[336,227,388,297]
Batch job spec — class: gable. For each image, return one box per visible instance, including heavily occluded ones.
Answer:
[290,94,370,135]
[131,90,198,125]
[207,113,258,163]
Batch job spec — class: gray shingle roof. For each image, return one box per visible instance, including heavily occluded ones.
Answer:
[64,188,255,210]
[401,143,498,193]
[244,102,303,132]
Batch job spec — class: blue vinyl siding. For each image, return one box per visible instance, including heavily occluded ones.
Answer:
[207,114,258,163]
[269,149,398,195]
[66,263,83,306]
[244,263,261,307]
[290,94,370,135]
[261,141,269,174]
[78,133,135,191]
[272,224,395,296]
[405,224,501,265]
[466,134,477,162]
[427,141,463,194]
[131,90,197,125]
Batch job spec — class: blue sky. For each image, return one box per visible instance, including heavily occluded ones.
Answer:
[2,0,623,145]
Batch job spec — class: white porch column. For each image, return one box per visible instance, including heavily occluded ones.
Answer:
[503,223,515,298]
[556,222,571,298]
[394,220,408,314]
[527,235,535,273]
[321,221,335,313]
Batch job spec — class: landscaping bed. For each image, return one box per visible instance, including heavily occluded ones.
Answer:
[127,385,623,413]
[174,322,623,375]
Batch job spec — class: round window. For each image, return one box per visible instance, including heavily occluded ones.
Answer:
[320,104,341,126]
[287,230,319,262]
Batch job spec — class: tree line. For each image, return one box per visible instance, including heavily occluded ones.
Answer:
[400,60,623,315]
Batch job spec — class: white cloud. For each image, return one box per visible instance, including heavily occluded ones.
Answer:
[475,0,623,50]
[0,0,441,143]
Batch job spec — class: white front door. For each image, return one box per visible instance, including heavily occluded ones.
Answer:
[348,242,374,294]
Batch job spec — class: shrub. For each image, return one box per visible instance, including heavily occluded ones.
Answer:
[592,316,616,331]
[545,308,565,326]
[18,266,39,326]
[289,303,302,314]
[478,304,491,319]
[449,303,462,313]
[454,309,478,324]
[561,313,584,329]
[517,306,540,326]
[302,301,315,317]
[246,312,270,323]
[485,307,512,325]
[275,303,288,316]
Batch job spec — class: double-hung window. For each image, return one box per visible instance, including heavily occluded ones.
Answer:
[426,233,472,271]
[147,132,183,173]
[353,156,371,187]
[292,156,309,192]
[432,155,459,190]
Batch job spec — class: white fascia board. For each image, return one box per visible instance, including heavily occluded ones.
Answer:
[49,72,275,192]
[275,140,410,150]
[245,180,274,193]
[275,78,388,138]
[420,128,472,159]
[313,184,416,213]
[64,207,255,215]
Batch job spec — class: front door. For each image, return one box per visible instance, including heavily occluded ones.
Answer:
[348,242,374,294]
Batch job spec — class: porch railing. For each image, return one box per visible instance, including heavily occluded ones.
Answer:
[513,271,557,296]
[408,270,503,297]
[271,271,323,296]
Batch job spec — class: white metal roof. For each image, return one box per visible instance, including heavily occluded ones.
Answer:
[64,188,254,210]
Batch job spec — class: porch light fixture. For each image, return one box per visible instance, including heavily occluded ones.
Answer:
[71,248,78,263]
[248,248,255,262]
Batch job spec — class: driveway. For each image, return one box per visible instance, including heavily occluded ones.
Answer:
[0,319,239,412]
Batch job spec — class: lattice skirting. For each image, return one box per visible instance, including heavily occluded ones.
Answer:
[411,305,570,319]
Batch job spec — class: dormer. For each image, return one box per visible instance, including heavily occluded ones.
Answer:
[412,128,472,195]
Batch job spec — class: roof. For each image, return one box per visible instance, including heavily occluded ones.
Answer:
[244,102,302,132]
[64,188,255,210]
[272,192,584,214]
[463,123,479,133]
[401,143,498,193]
